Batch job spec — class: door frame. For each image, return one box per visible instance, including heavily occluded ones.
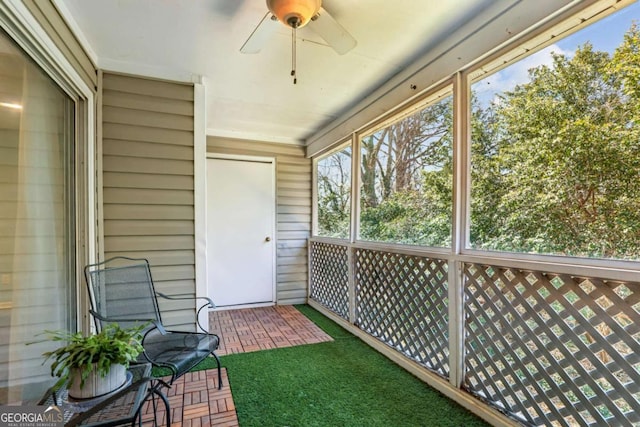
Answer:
[0,2,98,335]
[204,153,277,311]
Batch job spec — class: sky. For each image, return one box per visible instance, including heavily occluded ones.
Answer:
[473,1,640,107]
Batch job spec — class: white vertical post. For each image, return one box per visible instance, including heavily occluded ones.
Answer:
[348,132,360,324]
[194,79,209,332]
[347,243,356,324]
[311,156,319,237]
[96,70,104,263]
[448,71,468,388]
[309,157,318,304]
[349,133,360,245]
[308,237,313,303]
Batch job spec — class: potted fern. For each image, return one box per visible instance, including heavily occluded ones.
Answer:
[37,323,145,399]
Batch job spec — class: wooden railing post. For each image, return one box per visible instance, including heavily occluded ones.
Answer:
[347,244,356,324]
[448,259,465,389]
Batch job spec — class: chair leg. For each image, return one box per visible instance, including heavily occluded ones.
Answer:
[144,380,171,427]
[213,352,223,389]
[151,385,171,427]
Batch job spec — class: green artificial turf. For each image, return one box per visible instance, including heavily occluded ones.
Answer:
[215,305,490,427]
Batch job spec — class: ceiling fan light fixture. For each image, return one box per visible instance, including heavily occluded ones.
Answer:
[266,0,321,28]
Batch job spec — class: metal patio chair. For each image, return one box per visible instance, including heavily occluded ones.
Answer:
[84,256,222,389]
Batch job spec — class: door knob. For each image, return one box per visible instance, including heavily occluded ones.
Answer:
[265,237,271,242]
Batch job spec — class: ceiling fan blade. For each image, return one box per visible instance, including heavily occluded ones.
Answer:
[240,12,279,54]
[212,0,245,18]
[310,7,357,55]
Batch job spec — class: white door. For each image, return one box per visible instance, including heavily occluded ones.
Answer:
[206,157,275,307]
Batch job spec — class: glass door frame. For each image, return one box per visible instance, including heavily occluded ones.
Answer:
[0,0,97,338]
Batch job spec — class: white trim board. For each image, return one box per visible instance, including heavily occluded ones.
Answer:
[194,82,209,331]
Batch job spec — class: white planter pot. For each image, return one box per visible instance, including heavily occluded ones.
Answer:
[68,363,127,400]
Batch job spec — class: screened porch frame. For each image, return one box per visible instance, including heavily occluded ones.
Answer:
[306,2,640,423]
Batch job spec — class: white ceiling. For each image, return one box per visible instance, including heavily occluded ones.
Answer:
[55,0,520,145]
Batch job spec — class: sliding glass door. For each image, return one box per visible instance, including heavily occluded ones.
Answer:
[0,29,76,404]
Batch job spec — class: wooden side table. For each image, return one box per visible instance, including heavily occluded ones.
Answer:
[39,363,170,427]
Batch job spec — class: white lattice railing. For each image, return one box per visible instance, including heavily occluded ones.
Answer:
[308,240,350,320]
[464,264,640,426]
[355,247,450,377]
[308,238,640,426]
[309,239,450,377]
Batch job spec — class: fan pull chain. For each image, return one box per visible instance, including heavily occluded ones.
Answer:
[291,26,297,84]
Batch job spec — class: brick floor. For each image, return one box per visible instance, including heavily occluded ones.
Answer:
[210,305,333,356]
[144,305,332,426]
[142,369,235,427]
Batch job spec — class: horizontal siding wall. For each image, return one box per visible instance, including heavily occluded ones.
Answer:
[22,0,97,89]
[207,137,311,304]
[102,73,195,328]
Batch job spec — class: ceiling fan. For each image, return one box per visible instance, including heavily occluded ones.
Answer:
[240,0,357,83]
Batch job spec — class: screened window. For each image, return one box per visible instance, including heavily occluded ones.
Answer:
[469,2,640,259]
[0,30,76,404]
[359,93,453,246]
[316,145,351,239]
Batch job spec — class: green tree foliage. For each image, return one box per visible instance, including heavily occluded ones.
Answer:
[317,148,351,238]
[318,23,640,260]
[609,24,640,107]
[359,97,453,246]
[471,26,640,258]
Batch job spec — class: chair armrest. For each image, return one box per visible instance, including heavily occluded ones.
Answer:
[155,292,216,309]
[154,293,216,333]
[90,310,167,335]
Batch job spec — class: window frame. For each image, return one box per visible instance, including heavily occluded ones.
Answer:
[310,0,640,275]
[313,139,353,240]
[355,85,455,248]
[461,0,640,270]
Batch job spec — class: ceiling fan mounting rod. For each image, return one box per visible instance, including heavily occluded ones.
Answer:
[287,16,302,28]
